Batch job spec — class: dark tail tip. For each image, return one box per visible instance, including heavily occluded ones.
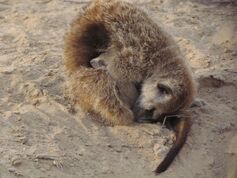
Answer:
[155,167,165,175]
[153,148,177,174]
[154,166,166,175]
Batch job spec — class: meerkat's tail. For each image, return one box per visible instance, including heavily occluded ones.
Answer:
[64,12,110,73]
[155,111,191,174]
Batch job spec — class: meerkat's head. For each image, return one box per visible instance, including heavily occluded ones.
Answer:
[134,72,196,123]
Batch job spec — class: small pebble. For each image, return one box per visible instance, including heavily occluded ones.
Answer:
[11,158,22,166]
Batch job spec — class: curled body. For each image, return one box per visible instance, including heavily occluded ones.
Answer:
[64,0,196,174]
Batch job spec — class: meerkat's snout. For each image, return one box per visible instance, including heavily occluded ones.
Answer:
[133,103,167,123]
[133,104,155,123]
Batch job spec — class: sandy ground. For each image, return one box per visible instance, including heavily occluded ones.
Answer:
[0,0,237,178]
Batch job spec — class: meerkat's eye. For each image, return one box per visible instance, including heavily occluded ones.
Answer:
[157,83,172,95]
[135,82,142,93]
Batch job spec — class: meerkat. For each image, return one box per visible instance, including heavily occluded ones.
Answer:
[64,0,196,174]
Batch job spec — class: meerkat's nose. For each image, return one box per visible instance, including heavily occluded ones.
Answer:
[133,106,157,123]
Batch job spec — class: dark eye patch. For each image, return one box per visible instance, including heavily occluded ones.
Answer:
[134,82,142,93]
[157,83,172,95]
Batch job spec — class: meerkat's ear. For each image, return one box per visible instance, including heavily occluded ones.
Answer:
[90,57,106,69]
[157,83,173,95]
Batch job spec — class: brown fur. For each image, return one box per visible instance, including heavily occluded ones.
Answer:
[64,0,196,174]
